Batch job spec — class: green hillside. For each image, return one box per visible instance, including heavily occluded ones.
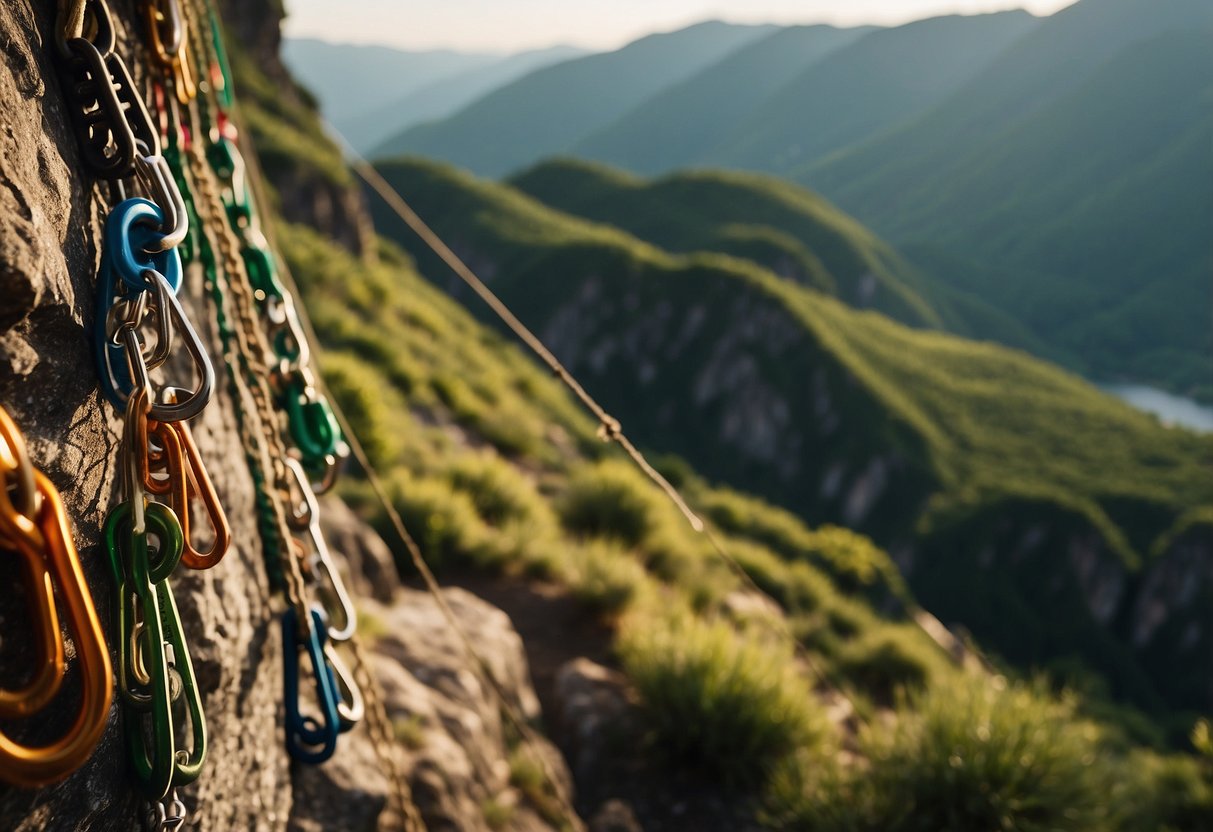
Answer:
[508,158,940,326]
[574,24,870,174]
[371,21,776,175]
[712,11,1039,174]
[804,2,1213,399]
[367,156,1213,712]
[509,158,1063,359]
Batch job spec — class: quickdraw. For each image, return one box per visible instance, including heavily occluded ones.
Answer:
[0,405,112,787]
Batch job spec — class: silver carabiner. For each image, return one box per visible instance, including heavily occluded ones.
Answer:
[144,271,214,424]
[134,153,188,252]
[283,458,356,643]
[323,642,364,730]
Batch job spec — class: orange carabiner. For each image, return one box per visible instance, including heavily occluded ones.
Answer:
[0,418,62,718]
[144,414,230,570]
[0,407,113,787]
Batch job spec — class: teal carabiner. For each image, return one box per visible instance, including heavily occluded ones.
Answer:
[281,378,342,468]
[282,605,340,764]
[103,501,206,799]
[241,245,284,304]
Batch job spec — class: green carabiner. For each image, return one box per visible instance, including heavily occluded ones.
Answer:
[104,502,184,588]
[103,501,206,799]
[241,245,284,303]
[144,577,207,787]
[282,379,341,467]
[206,135,238,182]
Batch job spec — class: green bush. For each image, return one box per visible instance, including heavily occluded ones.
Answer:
[767,676,1111,831]
[619,608,830,787]
[1114,750,1213,832]
[445,452,551,528]
[564,539,650,614]
[833,624,950,703]
[376,472,493,572]
[558,460,664,546]
[860,677,1108,831]
[320,351,408,467]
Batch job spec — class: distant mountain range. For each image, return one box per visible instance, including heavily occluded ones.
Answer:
[370,21,779,174]
[342,0,1211,403]
[283,40,589,152]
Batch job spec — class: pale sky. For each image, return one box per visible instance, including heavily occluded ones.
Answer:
[283,0,1077,53]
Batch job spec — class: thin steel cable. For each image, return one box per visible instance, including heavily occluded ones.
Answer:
[328,134,874,708]
[332,134,984,692]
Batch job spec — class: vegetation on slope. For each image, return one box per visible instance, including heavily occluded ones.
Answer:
[366,156,1213,713]
[235,9,1213,823]
[279,218,1213,830]
[509,157,1064,358]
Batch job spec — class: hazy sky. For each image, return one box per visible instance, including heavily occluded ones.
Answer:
[283,0,1076,53]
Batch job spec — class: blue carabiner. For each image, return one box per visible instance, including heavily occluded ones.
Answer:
[282,605,340,764]
[104,199,183,294]
[94,199,185,407]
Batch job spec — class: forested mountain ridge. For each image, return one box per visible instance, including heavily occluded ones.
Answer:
[572,23,873,174]
[693,10,1040,174]
[802,0,1213,400]
[508,158,1064,359]
[351,0,1209,401]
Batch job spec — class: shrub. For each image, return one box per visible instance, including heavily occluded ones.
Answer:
[564,539,650,614]
[376,472,493,572]
[445,452,550,528]
[858,676,1109,832]
[320,351,408,467]
[833,624,949,703]
[618,608,830,787]
[558,460,664,546]
[766,676,1112,831]
[1114,750,1213,832]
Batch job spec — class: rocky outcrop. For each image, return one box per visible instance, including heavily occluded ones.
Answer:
[0,2,577,829]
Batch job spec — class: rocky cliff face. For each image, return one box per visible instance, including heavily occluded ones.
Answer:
[0,2,575,829]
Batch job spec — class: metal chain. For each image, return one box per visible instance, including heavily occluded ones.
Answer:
[182,128,310,613]
[182,4,429,826]
[348,635,426,832]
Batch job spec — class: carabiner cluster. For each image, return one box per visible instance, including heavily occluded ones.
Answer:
[0,406,112,787]
[55,0,158,179]
[55,0,230,814]
[36,0,375,814]
[184,0,365,765]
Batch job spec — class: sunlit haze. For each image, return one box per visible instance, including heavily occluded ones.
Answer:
[283,0,1077,52]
